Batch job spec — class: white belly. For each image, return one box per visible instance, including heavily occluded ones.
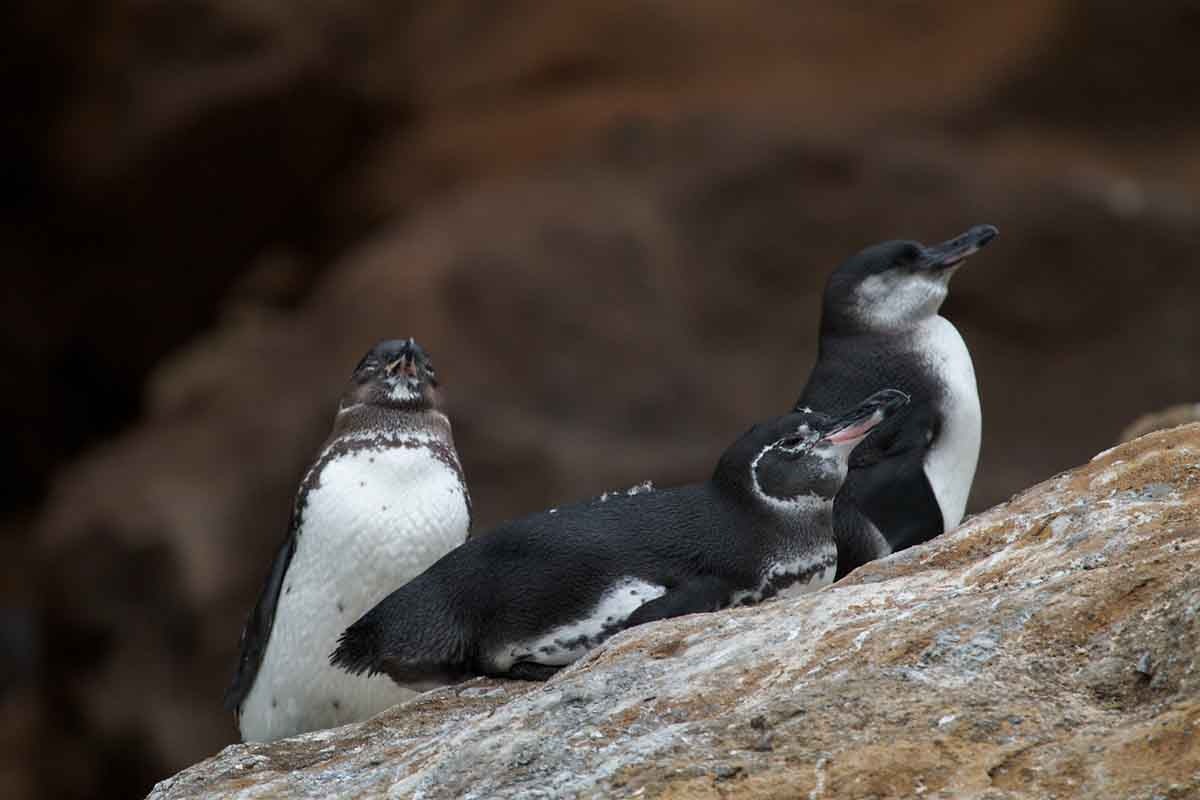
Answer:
[495,578,667,671]
[239,443,470,742]
[917,316,982,533]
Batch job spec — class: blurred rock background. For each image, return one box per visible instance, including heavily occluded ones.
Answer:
[2,1,1198,797]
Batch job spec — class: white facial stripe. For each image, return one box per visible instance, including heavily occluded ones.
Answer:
[855,271,949,329]
[748,442,834,514]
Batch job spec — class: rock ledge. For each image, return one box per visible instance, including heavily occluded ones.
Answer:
[150,425,1200,799]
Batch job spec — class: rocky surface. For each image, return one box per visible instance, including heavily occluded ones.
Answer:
[1122,405,1200,444]
[8,2,1200,798]
[149,424,1200,799]
[29,127,1200,798]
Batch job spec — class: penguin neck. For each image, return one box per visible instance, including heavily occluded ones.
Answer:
[823,274,950,336]
[330,405,454,444]
[712,455,836,523]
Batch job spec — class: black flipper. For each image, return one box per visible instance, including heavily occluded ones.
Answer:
[224,531,297,712]
[330,575,471,683]
[840,399,944,555]
[846,452,943,553]
[831,500,890,580]
[623,576,733,628]
[800,392,942,574]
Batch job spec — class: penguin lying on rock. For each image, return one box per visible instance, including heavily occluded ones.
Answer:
[331,389,907,683]
[797,225,997,578]
[225,339,471,742]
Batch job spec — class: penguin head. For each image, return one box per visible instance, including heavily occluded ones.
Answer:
[343,338,440,411]
[742,389,909,509]
[823,225,998,330]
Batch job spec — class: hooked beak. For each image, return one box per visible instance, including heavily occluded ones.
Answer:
[918,224,998,271]
[820,389,909,446]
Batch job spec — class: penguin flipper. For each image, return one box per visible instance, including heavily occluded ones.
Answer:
[846,400,932,469]
[838,400,945,554]
[831,499,891,580]
[330,580,471,684]
[224,530,298,712]
[623,576,733,628]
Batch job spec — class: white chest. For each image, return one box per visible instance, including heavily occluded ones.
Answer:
[732,542,839,606]
[915,316,982,532]
[239,442,470,742]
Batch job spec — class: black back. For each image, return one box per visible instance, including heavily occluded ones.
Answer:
[331,483,789,680]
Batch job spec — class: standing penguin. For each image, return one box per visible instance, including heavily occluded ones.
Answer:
[224,339,471,742]
[796,224,997,577]
[331,389,907,684]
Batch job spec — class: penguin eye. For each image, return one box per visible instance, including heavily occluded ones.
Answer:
[777,435,805,450]
[896,244,922,267]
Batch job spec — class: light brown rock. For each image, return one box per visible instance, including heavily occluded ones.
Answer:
[149,424,1200,799]
[1121,405,1200,444]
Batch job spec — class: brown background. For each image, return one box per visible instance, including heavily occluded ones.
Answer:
[3,1,1199,797]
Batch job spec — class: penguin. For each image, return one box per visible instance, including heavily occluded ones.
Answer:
[796,224,997,578]
[224,338,471,742]
[330,389,908,684]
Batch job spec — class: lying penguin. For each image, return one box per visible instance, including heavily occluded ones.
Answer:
[225,339,472,741]
[796,224,997,577]
[331,389,907,683]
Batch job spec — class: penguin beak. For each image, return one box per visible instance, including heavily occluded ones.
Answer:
[385,352,417,377]
[819,389,909,446]
[918,224,998,271]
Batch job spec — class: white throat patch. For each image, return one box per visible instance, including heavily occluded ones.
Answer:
[855,272,949,329]
[386,378,421,403]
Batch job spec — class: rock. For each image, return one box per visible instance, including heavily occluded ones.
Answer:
[149,424,1200,799]
[1121,405,1200,444]
[29,119,1200,799]
[11,2,1200,798]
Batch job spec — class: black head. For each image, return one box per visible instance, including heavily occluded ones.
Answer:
[340,338,440,412]
[718,390,909,511]
[822,225,998,331]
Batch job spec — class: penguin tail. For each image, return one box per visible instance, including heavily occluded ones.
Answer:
[330,587,471,683]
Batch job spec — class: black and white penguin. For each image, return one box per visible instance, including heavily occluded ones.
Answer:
[796,224,997,577]
[224,339,471,742]
[330,389,907,684]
